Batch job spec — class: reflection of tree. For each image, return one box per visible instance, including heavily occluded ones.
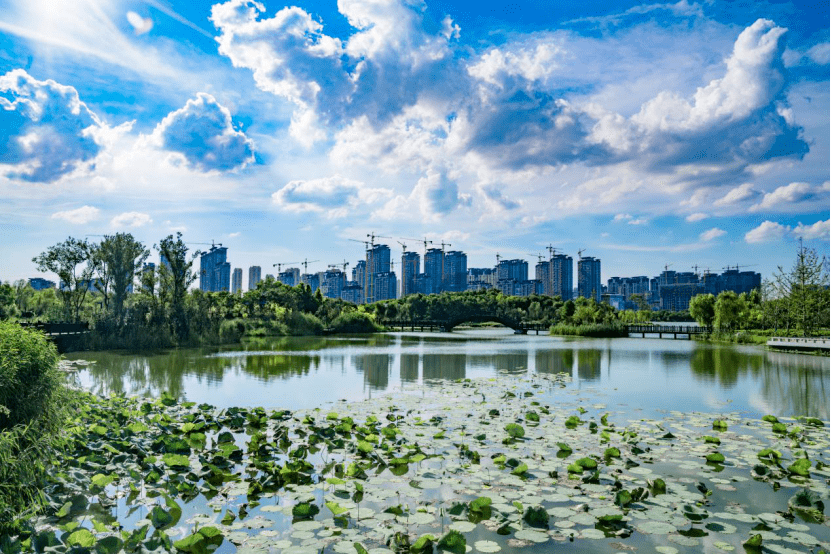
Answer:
[400,354,419,383]
[241,353,318,381]
[759,351,829,418]
[493,353,529,375]
[689,347,748,388]
[577,349,601,382]
[354,354,391,390]
[423,354,466,380]
[535,349,573,375]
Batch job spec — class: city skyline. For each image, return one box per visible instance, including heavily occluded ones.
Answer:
[0,0,828,284]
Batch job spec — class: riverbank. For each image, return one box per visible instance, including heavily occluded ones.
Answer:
[2,374,828,553]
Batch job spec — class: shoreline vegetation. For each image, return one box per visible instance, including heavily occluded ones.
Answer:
[1,235,827,352]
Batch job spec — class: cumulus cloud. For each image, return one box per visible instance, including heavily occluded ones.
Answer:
[714,183,761,206]
[748,181,827,213]
[151,93,254,172]
[479,184,520,211]
[0,69,108,182]
[700,227,726,241]
[50,205,100,224]
[111,211,152,228]
[272,175,392,217]
[793,220,830,241]
[686,212,708,222]
[126,11,153,35]
[743,220,829,243]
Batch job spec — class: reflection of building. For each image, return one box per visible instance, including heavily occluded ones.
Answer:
[248,266,262,291]
[577,257,601,302]
[423,354,466,380]
[199,245,231,292]
[354,354,391,389]
[400,353,419,383]
[577,349,601,381]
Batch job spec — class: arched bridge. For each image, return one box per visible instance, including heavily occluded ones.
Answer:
[380,313,548,334]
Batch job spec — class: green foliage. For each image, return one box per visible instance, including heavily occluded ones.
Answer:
[90,233,149,325]
[31,237,94,322]
[689,293,716,327]
[0,322,73,534]
[549,322,628,338]
[436,530,466,554]
[330,311,382,333]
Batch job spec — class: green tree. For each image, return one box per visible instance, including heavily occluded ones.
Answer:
[689,294,716,327]
[92,233,149,325]
[157,233,197,340]
[773,244,830,336]
[31,237,94,321]
[0,283,17,320]
[714,291,746,331]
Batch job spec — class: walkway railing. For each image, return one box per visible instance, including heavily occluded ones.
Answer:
[624,325,710,339]
[767,337,830,350]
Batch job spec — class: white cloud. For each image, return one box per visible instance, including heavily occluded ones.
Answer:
[150,93,254,172]
[0,69,108,183]
[111,212,152,228]
[126,11,153,35]
[700,227,726,241]
[806,42,830,65]
[686,212,708,222]
[745,220,790,243]
[272,174,392,217]
[748,181,826,213]
[613,213,632,221]
[793,220,830,241]
[714,183,760,206]
[628,218,648,225]
[50,205,100,224]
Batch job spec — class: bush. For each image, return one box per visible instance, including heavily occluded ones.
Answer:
[283,311,324,336]
[0,323,62,430]
[0,322,73,534]
[549,323,628,338]
[330,311,382,334]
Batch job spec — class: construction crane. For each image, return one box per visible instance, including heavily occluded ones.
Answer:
[531,253,545,263]
[367,232,392,246]
[722,264,757,272]
[301,259,319,274]
[272,261,300,273]
[577,248,586,259]
[546,245,560,258]
[397,240,408,253]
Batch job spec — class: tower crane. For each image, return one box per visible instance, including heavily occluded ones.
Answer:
[577,248,585,259]
[301,259,319,274]
[272,261,300,273]
[367,232,392,246]
[722,264,757,272]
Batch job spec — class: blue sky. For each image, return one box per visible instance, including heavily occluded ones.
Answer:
[0,0,828,285]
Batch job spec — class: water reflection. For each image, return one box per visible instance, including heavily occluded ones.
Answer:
[70,332,830,419]
[423,354,466,380]
[354,354,391,390]
[535,349,573,375]
[400,354,419,383]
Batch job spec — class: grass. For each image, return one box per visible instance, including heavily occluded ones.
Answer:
[549,323,629,338]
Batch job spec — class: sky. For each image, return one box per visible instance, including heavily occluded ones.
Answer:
[0,0,828,286]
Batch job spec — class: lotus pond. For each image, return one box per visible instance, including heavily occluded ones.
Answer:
[15,331,830,554]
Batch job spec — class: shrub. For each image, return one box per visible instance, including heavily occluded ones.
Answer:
[0,322,62,430]
[549,323,628,338]
[283,311,324,336]
[0,322,73,534]
[330,311,382,334]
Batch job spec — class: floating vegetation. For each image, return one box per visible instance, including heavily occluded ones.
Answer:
[1,373,829,554]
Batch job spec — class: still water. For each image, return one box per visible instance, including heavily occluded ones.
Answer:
[67,329,829,419]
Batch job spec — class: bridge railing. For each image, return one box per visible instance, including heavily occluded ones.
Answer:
[625,325,710,334]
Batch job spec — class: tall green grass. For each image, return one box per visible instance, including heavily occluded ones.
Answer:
[0,322,74,535]
[549,322,629,338]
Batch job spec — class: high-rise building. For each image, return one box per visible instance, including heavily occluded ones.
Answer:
[423,248,444,295]
[320,269,346,299]
[577,257,601,302]
[341,282,363,304]
[248,266,262,291]
[467,268,496,290]
[373,271,397,301]
[444,251,467,292]
[279,268,300,287]
[550,254,573,300]
[365,244,392,303]
[28,277,56,290]
[231,268,243,294]
[401,251,420,296]
[353,260,367,302]
[302,272,320,292]
[496,259,528,294]
[535,261,550,293]
[199,245,231,292]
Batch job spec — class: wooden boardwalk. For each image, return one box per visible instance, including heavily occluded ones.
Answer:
[624,325,709,339]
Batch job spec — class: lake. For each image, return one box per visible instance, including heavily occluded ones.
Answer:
[59,329,829,554]
[68,329,829,419]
